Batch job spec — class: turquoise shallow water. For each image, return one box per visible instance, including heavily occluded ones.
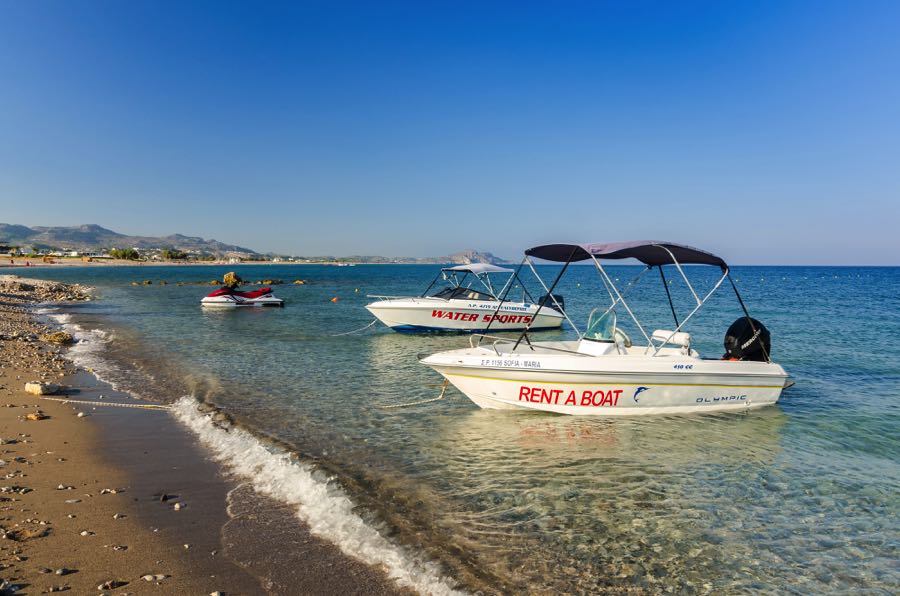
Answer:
[9,264,899,593]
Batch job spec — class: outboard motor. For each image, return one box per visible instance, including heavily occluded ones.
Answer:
[539,293,565,313]
[724,317,771,361]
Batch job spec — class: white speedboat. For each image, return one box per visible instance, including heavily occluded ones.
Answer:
[420,241,791,415]
[366,263,565,332]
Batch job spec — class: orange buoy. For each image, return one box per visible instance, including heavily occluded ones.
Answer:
[330,297,339,303]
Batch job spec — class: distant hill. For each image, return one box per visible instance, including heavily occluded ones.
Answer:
[0,223,259,258]
[0,223,511,263]
[300,250,512,265]
[438,250,511,265]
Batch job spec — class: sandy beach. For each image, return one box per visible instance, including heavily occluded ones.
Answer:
[0,276,406,595]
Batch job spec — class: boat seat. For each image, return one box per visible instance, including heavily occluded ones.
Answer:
[651,329,691,350]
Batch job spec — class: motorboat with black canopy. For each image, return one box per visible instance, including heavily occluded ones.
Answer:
[366,263,564,332]
[420,241,790,415]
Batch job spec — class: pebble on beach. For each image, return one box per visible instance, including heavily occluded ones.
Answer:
[40,331,74,345]
[141,573,168,581]
[24,382,59,396]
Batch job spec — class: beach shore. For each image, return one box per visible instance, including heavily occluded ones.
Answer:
[1,257,453,268]
[2,258,278,268]
[0,276,407,595]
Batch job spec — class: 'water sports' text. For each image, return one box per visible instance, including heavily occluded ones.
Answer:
[431,310,532,324]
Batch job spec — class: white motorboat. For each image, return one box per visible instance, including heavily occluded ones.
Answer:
[366,263,565,332]
[420,241,791,415]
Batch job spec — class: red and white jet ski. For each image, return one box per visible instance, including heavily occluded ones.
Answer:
[200,286,284,307]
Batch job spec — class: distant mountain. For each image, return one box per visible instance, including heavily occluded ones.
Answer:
[303,250,512,264]
[0,223,258,257]
[438,250,511,265]
[0,224,36,240]
[0,223,512,263]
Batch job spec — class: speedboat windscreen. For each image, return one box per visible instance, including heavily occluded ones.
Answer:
[441,263,514,275]
[431,287,497,301]
[585,309,616,342]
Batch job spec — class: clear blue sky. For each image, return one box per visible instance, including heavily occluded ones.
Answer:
[1,1,898,264]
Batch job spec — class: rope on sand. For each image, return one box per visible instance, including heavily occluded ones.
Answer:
[331,319,378,336]
[39,396,171,410]
[380,380,449,409]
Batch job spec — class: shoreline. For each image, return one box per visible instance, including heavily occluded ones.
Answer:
[2,259,488,268]
[3,260,897,270]
[0,275,411,595]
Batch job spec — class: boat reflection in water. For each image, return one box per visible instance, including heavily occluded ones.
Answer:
[436,406,786,465]
[415,408,788,593]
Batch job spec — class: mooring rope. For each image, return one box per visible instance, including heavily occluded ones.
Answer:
[331,319,378,336]
[39,396,172,410]
[380,380,449,409]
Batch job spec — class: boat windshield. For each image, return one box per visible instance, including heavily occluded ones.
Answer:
[431,287,497,301]
[584,309,616,342]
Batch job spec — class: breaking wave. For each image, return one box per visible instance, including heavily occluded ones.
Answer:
[171,396,463,596]
[45,312,119,384]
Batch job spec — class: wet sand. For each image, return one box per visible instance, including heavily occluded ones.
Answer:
[0,276,407,595]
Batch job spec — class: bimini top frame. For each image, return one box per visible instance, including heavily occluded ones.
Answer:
[478,241,768,362]
[416,263,539,303]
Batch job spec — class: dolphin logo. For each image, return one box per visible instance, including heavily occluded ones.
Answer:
[633,386,650,403]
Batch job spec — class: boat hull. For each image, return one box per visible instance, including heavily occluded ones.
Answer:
[420,346,788,416]
[366,298,564,332]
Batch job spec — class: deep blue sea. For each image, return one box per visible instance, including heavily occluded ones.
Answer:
[7,263,898,594]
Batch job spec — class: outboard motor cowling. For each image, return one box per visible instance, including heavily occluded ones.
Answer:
[724,317,771,361]
[539,293,565,313]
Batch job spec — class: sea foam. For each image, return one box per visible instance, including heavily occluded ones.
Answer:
[45,312,133,395]
[172,396,463,596]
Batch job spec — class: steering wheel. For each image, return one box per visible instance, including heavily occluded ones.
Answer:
[614,328,633,348]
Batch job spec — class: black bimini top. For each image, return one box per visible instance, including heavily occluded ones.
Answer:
[525,241,727,268]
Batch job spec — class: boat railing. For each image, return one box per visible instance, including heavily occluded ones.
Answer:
[469,334,590,357]
[469,334,510,354]
[366,294,425,301]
